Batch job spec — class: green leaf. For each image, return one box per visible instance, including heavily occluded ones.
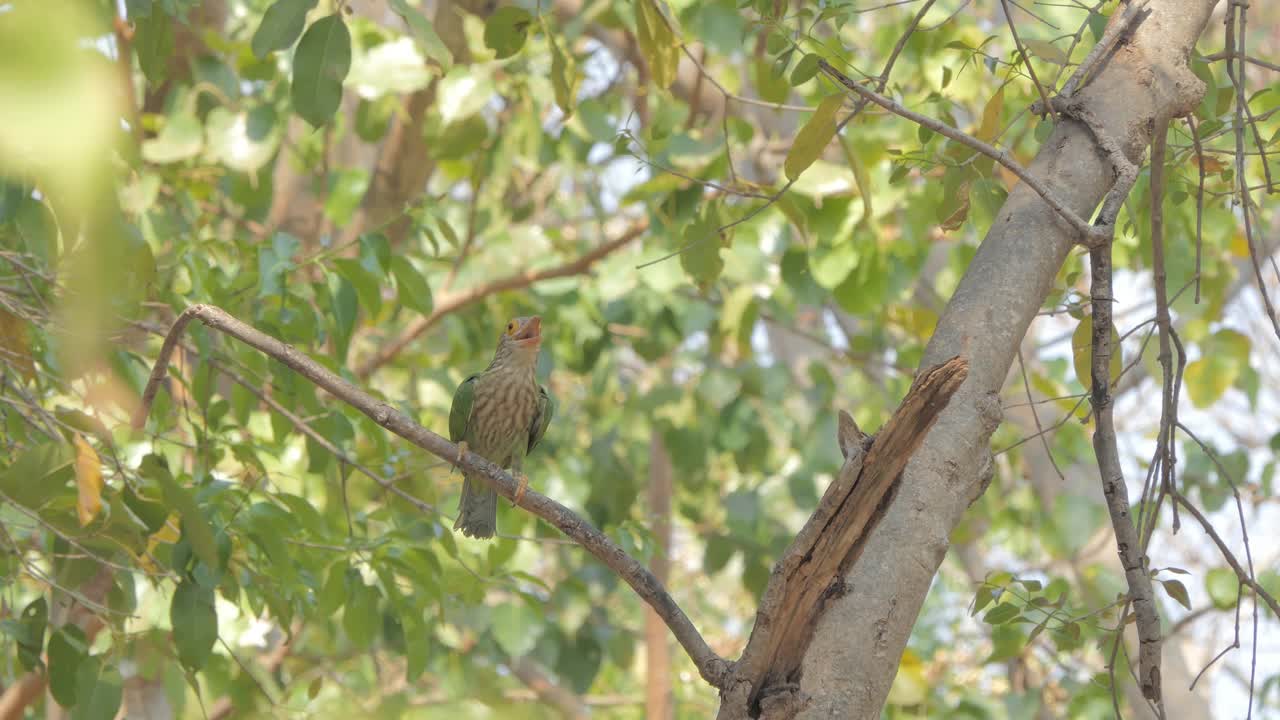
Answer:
[317,561,349,617]
[343,575,380,647]
[635,0,679,89]
[1184,357,1234,408]
[1070,315,1123,390]
[258,232,300,298]
[1087,11,1107,42]
[679,214,726,289]
[251,0,317,58]
[389,0,452,71]
[15,597,47,672]
[291,14,352,127]
[491,602,540,658]
[406,620,431,681]
[790,53,820,86]
[203,106,281,172]
[170,579,218,670]
[0,441,74,509]
[753,58,790,104]
[391,256,433,315]
[48,626,88,708]
[333,258,382,317]
[785,95,843,181]
[560,624,603,693]
[972,586,995,615]
[1205,567,1240,610]
[69,658,122,720]
[123,484,168,534]
[1022,38,1068,65]
[975,87,1004,142]
[484,6,534,60]
[141,455,219,571]
[141,112,204,164]
[550,33,580,118]
[1160,579,1191,610]
[15,198,58,268]
[133,8,174,85]
[983,602,1020,625]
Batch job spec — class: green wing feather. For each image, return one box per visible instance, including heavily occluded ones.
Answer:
[527,385,554,454]
[449,375,478,443]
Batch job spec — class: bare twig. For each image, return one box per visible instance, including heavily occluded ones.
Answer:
[1203,50,1280,73]
[133,304,730,688]
[357,218,649,377]
[1185,113,1206,303]
[1000,0,1058,120]
[1088,232,1163,704]
[1225,1,1280,343]
[1015,348,1065,481]
[508,657,591,720]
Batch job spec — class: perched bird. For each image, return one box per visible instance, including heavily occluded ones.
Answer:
[449,315,554,539]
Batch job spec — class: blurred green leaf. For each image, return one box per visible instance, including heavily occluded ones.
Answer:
[291,14,352,127]
[252,0,317,58]
[485,6,534,60]
[170,579,218,670]
[786,95,843,181]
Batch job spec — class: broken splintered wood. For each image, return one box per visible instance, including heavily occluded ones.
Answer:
[718,356,969,719]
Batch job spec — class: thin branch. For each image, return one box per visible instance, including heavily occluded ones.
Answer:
[1186,113,1206,303]
[1172,491,1274,617]
[1203,50,1280,74]
[133,303,730,688]
[357,218,649,378]
[1088,231,1163,705]
[1015,348,1065,481]
[1000,0,1058,121]
[1225,1,1280,343]
[508,656,591,720]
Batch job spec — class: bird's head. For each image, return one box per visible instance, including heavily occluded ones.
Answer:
[494,315,543,366]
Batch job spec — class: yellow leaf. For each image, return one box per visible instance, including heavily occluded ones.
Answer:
[887,648,928,706]
[785,94,844,181]
[1198,155,1225,173]
[635,0,679,89]
[550,33,579,118]
[1022,38,1068,65]
[1070,315,1123,391]
[73,434,102,527]
[975,87,1004,142]
[138,513,182,575]
[1229,231,1250,258]
[0,308,35,381]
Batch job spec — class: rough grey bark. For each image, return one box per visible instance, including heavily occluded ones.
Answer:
[794,1,1218,716]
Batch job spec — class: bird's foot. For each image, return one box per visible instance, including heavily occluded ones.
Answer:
[512,472,528,507]
[454,441,469,467]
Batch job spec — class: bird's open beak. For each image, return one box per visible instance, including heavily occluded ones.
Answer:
[514,316,542,346]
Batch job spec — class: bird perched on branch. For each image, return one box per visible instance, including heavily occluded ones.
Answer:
[449,316,554,539]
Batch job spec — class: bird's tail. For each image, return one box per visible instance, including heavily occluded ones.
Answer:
[454,474,497,539]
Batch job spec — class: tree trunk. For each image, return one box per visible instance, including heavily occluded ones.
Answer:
[793,1,1218,716]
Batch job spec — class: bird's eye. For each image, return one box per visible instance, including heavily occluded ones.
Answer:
[507,322,515,333]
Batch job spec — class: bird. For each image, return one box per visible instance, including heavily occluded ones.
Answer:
[449,315,554,539]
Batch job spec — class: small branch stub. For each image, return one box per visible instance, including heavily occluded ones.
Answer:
[718,357,969,719]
